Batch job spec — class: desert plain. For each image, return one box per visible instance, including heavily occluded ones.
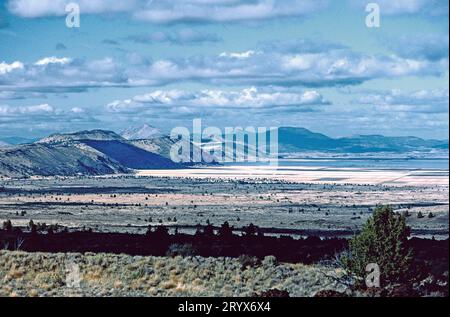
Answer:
[1,165,448,239]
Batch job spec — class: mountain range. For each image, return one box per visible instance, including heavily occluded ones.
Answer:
[276,127,448,154]
[0,129,206,177]
[0,125,448,177]
[121,124,162,140]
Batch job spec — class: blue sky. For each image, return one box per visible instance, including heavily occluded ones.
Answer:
[0,0,448,139]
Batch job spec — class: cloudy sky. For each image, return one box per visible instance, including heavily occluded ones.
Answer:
[0,0,448,139]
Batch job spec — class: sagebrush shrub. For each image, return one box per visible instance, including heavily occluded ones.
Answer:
[238,254,261,270]
[342,205,413,286]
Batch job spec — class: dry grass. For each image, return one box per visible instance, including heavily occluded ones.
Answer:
[0,250,348,297]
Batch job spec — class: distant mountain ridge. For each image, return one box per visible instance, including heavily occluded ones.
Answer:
[276,127,448,154]
[198,126,448,156]
[0,125,447,177]
[37,130,124,144]
[121,124,162,140]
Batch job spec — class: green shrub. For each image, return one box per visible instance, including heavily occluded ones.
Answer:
[2,220,12,231]
[342,205,413,286]
[238,254,261,270]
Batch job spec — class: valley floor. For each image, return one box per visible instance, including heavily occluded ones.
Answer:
[0,166,448,298]
[0,169,448,238]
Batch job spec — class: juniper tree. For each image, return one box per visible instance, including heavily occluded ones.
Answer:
[342,205,413,286]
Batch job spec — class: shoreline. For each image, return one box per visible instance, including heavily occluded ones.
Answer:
[135,166,449,186]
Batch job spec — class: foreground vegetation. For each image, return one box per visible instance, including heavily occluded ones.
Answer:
[0,251,349,297]
[0,206,447,297]
[343,206,414,286]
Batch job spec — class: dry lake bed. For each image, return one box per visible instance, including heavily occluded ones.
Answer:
[1,165,448,239]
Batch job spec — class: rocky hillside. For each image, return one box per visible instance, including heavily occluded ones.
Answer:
[0,142,128,177]
[121,124,162,140]
[0,130,186,177]
[37,130,124,144]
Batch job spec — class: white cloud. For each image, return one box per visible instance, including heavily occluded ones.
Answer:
[0,103,54,115]
[0,61,24,75]
[24,103,54,113]
[357,89,449,113]
[0,40,447,92]
[0,102,96,136]
[106,87,329,114]
[219,50,258,59]
[7,0,328,22]
[124,48,446,88]
[8,0,447,22]
[70,107,85,113]
[133,0,328,23]
[35,57,72,66]
[106,99,141,113]
[0,56,127,91]
[281,54,316,71]
[7,0,137,18]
